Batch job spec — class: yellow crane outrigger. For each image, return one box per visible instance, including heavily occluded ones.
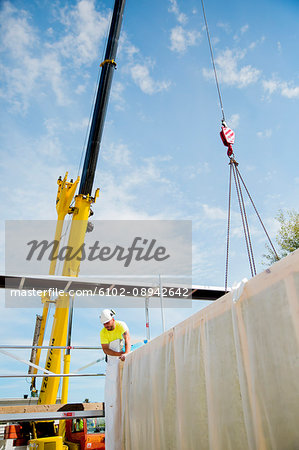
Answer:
[27,0,126,443]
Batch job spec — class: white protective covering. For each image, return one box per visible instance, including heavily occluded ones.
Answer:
[121,249,299,449]
[105,340,123,450]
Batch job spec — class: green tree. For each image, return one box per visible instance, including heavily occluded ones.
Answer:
[264,209,299,265]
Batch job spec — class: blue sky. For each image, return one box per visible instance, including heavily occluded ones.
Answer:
[0,0,298,402]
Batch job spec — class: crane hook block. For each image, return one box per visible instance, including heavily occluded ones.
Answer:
[220,126,235,157]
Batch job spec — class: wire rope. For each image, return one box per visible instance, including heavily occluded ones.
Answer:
[200,1,279,282]
[231,162,255,277]
[234,166,256,276]
[200,0,226,122]
[236,167,279,261]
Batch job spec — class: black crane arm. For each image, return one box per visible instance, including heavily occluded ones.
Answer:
[79,0,126,196]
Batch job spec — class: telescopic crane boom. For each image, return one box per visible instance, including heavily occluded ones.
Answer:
[29,0,126,408]
[79,0,126,196]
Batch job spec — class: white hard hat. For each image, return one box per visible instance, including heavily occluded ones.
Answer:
[100,309,116,324]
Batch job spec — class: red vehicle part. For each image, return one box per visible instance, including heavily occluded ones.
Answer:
[65,418,105,450]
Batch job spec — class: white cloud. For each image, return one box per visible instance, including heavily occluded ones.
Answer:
[167,1,201,54]
[211,36,220,45]
[168,0,188,25]
[119,33,139,59]
[122,157,174,191]
[102,142,131,166]
[0,2,36,56]
[130,64,171,95]
[0,4,44,110]
[245,165,256,172]
[68,117,90,132]
[234,24,249,41]
[257,129,272,138]
[248,36,265,50]
[42,52,68,105]
[248,41,257,50]
[75,84,87,94]
[0,135,69,221]
[262,78,279,95]
[264,170,277,182]
[0,0,110,112]
[53,0,110,67]
[188,162,210,179]
[170,25,201,53]
[280,83,299,99]
[263,78,299,99]
[0,130,181,224]
[203,49,261,88]
[111,81,126,110]
[120,33,170,96]
[93,155,181,220]
[0,53,67,112]
[202,204,227,221]
[227,113,240,129]
[217,22,231,34]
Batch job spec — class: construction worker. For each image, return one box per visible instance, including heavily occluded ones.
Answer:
[100,309,131,450]
[74,418,84,432]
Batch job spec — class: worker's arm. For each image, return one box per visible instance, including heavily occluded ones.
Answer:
[101,344,123,357]
[123,330,131,354]
[120,330,131,361]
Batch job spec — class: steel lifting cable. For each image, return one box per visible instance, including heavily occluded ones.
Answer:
[236,167,279,261]
[231,161,255,278]
[227,158,280,283]
[200,0,256,280]
[200,0,279,287]
[200,0,225,123]
[234,165,256,276]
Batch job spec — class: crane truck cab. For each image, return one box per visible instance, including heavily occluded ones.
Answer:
[65,418,105,450]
